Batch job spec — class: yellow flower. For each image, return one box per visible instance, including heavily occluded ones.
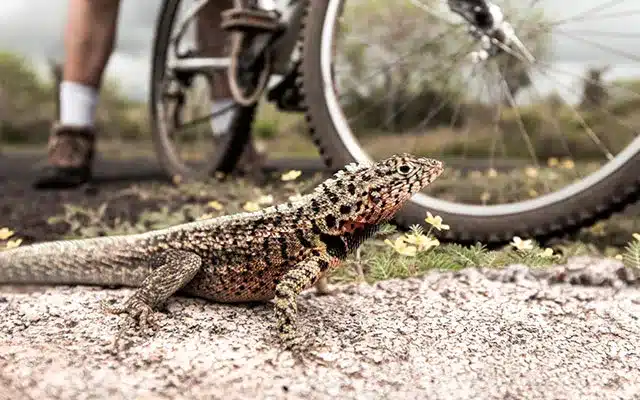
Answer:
[196,213,215,221]
[395,245,417,257]
[384,237,404,250]
[281,170,302,181]
[243,201,261,212]
[561,159,575,169]
[525,167,538,178]
[0,227,15,240]
[288,193,304,202]
[633,233,640,242]
[540,248,554,258]
[207,200,224,211]
[257,195,274,205]
[404,233,440,251]
[425,212,450,231]
[528,189,538,197]
[384,237,417,257]
[511,236,534,251]
[547,157,559,167]
[615,254,623,261]
[487,168,498,178]
[5,239,22,249]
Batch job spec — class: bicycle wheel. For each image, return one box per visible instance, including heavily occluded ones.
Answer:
[150,0,256,179]
[300,0,640,243]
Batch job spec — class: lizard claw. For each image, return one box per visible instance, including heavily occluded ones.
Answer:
[278,331,320,366]
[101,296,159,348]
[279,327,314,352]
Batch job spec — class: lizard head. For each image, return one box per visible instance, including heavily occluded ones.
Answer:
[314,153,444,233]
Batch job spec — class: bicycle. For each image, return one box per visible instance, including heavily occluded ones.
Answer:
[150,0,640,244]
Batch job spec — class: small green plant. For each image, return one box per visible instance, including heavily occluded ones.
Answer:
[253,118,279,140]
[621,233,640,269]
[363,214,563,280]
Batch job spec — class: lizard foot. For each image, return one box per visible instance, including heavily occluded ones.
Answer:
[279,328,318,351]
[280,331,303,349]
[277,331,322,365]
[101,296,159,348]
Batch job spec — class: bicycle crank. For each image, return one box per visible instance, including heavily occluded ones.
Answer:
[222,7,285,106]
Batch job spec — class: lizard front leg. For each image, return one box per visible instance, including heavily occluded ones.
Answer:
[274,256,329,345]
[103,249,202,337]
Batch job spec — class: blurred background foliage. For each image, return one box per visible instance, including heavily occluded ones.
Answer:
[0,51,149,145]
[0,0,638,162]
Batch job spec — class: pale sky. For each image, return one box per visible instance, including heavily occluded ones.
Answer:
[0,0,639,101]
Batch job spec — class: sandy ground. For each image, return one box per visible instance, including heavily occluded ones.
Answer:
[1,256,640,400]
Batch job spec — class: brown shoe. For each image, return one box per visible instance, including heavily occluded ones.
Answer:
[33,123,95,189]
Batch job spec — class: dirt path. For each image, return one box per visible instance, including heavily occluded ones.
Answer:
[1,258,639,400]
[0,152,325,242]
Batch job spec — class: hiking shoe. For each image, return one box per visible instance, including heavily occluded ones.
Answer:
[33,123,95,189]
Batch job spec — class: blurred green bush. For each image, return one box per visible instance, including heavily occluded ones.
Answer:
[0,51,148,145]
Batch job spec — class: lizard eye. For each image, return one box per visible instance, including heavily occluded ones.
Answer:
[397,163,413,175]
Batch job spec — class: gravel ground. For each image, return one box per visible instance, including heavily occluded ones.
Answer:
[1,257,639,400]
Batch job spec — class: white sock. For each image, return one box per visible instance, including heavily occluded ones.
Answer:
[210,99,237,136]
[59,81,99,128]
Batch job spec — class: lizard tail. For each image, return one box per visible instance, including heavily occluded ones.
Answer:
[0,234,153,287]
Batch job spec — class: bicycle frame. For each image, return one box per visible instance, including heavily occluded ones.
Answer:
[165,0,515,93]
[166,0,306,82]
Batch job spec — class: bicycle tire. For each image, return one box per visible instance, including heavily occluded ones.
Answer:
[299,0,640,244]
[150,0,256,179]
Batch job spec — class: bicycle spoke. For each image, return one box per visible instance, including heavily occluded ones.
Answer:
[533,60,640,101]
[335,23,467,101]
[381,43,478,131]
[530,61,640,136]
[548,0,629,26]
[496,66,541,168]
[553,30,640,64]
[408,0,462,27]
[343,42,476,128]
[324,0,640,209]
[526,64,616,160]
[554,29,640,39]
[516,71,581,181]
[414,59,476,132]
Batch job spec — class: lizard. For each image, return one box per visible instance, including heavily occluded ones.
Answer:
[0,154,444,345]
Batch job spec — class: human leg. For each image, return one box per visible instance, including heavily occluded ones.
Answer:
[34,0,122,189]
